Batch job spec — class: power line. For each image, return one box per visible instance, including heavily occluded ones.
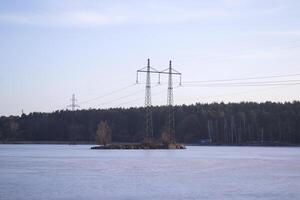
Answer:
[117,88,172,107]
[176,85,292,102]
[177,84,300,106]
[64,73,300,110]
[94,83,165,107]
[207,79,300,84]
[75,72,300,108]
[181,79,300,87]
[181,82,300,88]
[97,89,145,106]
[55,73,299,110]
[79,83,136,105]
[182,73,300,84]
[76,73,300,107]
[85,79,298,108]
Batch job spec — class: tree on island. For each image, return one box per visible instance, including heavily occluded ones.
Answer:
[96,121,111,146]
[161,131,171,145]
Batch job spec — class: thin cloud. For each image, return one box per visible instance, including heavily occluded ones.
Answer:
[252,30,300,36]
[0,8,236,28]
[63,12,127,27]
[0,1,287,28]
[0,12,127,27]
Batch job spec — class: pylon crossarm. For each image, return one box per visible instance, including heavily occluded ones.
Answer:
[172,69,181,74]
[160,68,181,75]
[137,69,160,73]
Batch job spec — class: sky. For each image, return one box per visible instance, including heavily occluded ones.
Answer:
[0,0,300,116]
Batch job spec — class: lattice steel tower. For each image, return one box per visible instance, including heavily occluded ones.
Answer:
[167,61,175,142]
[144,59,153,142]
[136,59,181,143]
[67,94,80,111]
[136,59,160,143]
[160,60,182,143]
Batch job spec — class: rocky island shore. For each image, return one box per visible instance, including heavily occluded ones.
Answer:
[91,143,186,150]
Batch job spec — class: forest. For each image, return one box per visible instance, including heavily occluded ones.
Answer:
[0,101,299,145]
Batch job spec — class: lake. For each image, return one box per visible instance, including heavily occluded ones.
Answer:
[0,145,299,200]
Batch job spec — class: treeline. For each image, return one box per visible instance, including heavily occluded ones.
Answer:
[0,101,300,144]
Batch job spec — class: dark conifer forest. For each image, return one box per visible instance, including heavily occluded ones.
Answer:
[0,101,299,145]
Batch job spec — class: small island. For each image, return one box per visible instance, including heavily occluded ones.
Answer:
[91,121,185,150]
[91,142,185,150]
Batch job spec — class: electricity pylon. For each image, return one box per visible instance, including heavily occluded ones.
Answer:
[160,60,182,143]
[67,94,80,111]
[136,59,181,143]
[136,59,159,143]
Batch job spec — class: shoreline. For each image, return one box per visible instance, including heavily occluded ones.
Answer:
[0,141,96,145]
[0,141,299,147]
[91,143,186,150]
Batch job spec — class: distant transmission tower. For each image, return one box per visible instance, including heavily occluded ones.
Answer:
[67,94,80,111]
[136,59,159,143]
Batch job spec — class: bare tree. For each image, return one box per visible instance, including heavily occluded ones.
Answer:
[161,131,171,145]
[96,121,112,146]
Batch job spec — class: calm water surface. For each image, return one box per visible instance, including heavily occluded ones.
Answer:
[0,145,299,200]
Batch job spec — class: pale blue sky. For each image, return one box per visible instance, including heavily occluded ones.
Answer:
[0,0,300,116]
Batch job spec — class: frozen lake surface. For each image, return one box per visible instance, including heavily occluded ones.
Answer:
[0,145,299,200]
